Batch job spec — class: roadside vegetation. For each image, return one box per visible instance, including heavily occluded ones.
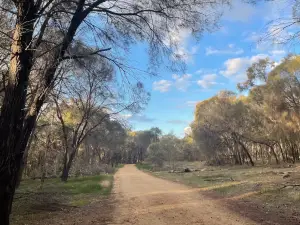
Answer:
[190,56,300,167]
[138,57,300,172]
[1,0,300,224]
[11,175,113,225]
[0,0,227,223]
[136,163,154,171]
[136,161,300,222]
[136,55,300,221]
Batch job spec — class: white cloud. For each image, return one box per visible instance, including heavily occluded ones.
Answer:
[223,0,256,22]
[195,68,218,75]
[206,46,244,56]
[166,28,190,47]
[244,31,261,43]
[270,50,286,56]
[220,54,268,81]
[173,45,199,63]
[165,28,199,63]
[172,74,192,91]
[219,26,229,35]
[197,74,218,89]
[167,120,187,125]
[152,74,192,92]
[121,114,132,119]
[242,0,294,51]
[112,113,132,122]
[129,114,156,123]
[152,80,172,93]
[244,30,290,54]
[184,126,192,136]
[195,69,203,74]
[263,0,293,21]
[186,101,198,107]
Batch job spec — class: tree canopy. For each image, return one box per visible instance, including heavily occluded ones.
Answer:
[191,55,300,166]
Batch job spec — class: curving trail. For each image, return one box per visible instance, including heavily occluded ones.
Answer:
[110,164,258,225]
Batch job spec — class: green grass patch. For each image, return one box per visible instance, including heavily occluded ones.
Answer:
[70,199,90,207]
[55,175,113,195]
[18,175,113,195]
[154,171,235,189]
[12,174,113,224]
[116,164,124,169]
[136,162,153,171]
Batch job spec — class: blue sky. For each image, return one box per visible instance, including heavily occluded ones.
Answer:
[123,0,297,136]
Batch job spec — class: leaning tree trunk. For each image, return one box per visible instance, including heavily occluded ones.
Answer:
[238,140,254,166]
[269,145,279,164]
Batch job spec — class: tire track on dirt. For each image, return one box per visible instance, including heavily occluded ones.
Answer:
[110,164,259,225]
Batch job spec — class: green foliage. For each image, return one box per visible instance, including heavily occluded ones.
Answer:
[115,164,125,169]
[12,175,113,224]
[18,175,113,195]
[147,143,165,167]
[136,163,153,171]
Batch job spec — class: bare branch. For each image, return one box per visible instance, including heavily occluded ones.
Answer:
[62,48,111,60]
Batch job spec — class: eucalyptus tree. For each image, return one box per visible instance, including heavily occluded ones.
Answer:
[87,119,127,167]
[53,57,145,181]
[191,92,256,166]
[193,55,300,166]
[147,142,164,168]
[150,127,162,142]
[0,0,229,221]
[146,134,182,169]
[180,136,202,161]
[134,130,155,162]
[239,55,300,163]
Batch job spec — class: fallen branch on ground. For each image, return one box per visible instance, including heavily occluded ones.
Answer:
[279,184,300,190]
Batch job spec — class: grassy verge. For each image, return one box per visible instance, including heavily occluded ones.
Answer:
[115,163,124,169]
[11,174,113,224]
[148,163,300,220]
[136,162,154,171]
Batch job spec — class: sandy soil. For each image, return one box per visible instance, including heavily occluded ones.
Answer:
[110,164,258,225]
[29,164,297,225]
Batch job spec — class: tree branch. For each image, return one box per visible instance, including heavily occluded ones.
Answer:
[62,48,111,60]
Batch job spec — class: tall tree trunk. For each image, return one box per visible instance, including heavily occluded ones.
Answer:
[234,141,242,165]
[294,144,299,161]
[0,1,90,223]
[16,121,37,188]
[291,144,296,163]
[278,142,286,162]
[61,164,70,182]
[0,2,37,224]
[259,145,264,164]
[61,147,77,182]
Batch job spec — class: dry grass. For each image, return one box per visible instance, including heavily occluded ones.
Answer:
[146,162,300,220]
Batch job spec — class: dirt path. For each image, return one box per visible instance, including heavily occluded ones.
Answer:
[110,164,259,225]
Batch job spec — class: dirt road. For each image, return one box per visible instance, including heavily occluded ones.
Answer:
[110,164,258,225]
